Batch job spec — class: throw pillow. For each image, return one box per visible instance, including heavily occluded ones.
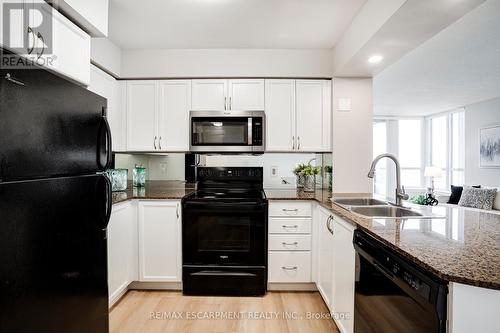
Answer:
[447,185,481,204]
[458,187,497,210]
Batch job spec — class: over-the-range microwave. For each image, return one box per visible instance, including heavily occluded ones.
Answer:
[189,110,265,153]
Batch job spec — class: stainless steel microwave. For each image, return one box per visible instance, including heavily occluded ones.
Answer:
[189,111,265,153]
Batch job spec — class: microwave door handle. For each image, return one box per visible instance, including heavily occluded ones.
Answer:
[248,118,252,145]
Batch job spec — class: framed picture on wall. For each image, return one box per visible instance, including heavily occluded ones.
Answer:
[480,125,500,168]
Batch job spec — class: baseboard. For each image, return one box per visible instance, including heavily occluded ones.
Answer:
[128,281,183,290]
[267,282,317,291]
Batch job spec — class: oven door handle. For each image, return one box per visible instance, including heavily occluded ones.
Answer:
[183,201,266,207]
[248,117,253,145]
[191,271,257,277]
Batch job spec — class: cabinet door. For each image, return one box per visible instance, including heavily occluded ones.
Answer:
[332,216,356,333]
[107,201,136,305]
[138,201,182,282]
[317,207,334,310]
[296,80,331,152]
[191,79,228,110]
[34,0,90,85]
[126,81,158,151]
[158,80,191,151]
[228,79,264,110]
[264,80,295,151]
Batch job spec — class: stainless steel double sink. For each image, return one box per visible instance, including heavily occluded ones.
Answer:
[331,198,442,219]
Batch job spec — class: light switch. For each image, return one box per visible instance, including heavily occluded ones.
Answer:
[338,98,352,112]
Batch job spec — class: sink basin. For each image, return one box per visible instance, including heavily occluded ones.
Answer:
[332,198,388,206]
[350,206,426,219]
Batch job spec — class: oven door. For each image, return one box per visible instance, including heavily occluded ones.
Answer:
[182,201,267,265]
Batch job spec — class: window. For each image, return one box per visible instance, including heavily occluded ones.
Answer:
[373,121,387,196]
[398,119,423,187]
[429,110,465,191]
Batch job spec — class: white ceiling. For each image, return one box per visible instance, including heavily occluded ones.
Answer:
[374,0,500,116]
[108,0,367,49]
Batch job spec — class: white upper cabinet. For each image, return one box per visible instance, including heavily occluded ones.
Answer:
[228,79,265,110]
[265,80,295,151]
[88,65,126,151]
[191,79,228,110]
[52,0,109,37]
[126,81,158,151]
[192,79,264,111]
[138,201,182,282]
[158,80,192,151]
[295,80,331,152]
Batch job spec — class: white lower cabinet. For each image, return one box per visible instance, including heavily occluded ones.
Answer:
[107,201,137,306]
[268,201,312,285]
[315,204,356,333]
[138,200,182,282]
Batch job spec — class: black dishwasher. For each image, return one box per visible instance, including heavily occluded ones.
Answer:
[353,230,447,333]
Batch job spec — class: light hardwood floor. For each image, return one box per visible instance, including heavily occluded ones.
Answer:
[110,291,340,333]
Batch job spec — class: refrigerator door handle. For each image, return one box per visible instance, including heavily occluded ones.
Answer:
[103,175,113,227]
[97,114,113,170]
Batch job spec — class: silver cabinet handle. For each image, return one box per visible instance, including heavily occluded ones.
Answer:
[297,136,301,150]
[229,97,232,110]
[159,136,162,150]
[224,97,227,110]
[36,32,45,59]
[281,266,298,270]
[27,27,35,54]
[153,136,157,150]
[5,73,25,86]
[282,242,298,246]
[282,208,298,212]
[326,216,334,235]
[176,204,179,219]
[292,136,295,150]
[282,225,298,229]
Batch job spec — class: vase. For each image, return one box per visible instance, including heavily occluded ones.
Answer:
[296,174,305,188]
[105,168,128,192]
[303,175,316,192]
[133,166,146,187]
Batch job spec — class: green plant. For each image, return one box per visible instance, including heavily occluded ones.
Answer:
[300,166,321,176]
[324,165,332,173]
[292,163,306,175]
[410,195,426,205]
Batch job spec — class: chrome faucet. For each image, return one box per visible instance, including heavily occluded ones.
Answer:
[368,153,409,206]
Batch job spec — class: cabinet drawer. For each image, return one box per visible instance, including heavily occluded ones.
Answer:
[269,218,311,234]
[269,235,311,251]
[268,252,311,283]
[269,201,312,217]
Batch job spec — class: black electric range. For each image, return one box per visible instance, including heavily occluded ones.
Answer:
[181,167,268,296]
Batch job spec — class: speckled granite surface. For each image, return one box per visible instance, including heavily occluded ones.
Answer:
[111,181,195,204]
[113,184,500,290]
[266,189,500,290]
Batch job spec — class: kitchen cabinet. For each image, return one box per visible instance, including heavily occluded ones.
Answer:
[191,79,264,111]
[295,80,331,151]
[49,0,109,37]
[158,80,192,151]
[88,65,126,151]
[265,80,296,151]
[265,79,331,152]
[107,201,137,306]
[331,214,356,333]
[316,206,335,308]
[126,80,191,152]
[126,81,158,151]
[0,0,91,86]
[138,200,182,282]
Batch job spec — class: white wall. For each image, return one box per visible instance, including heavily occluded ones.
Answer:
[120,49,333,78]
[332,77,373,193]
[91,38,122,77]
[464,97,500,187]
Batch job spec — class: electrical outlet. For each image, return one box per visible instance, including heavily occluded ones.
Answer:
[270,166,278,177]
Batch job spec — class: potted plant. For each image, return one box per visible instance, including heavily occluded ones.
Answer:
[300,166,321,192]
[324,165,333,192]
[293,163,307,188]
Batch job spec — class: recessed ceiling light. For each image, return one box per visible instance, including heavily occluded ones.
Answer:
[368,55,383,64]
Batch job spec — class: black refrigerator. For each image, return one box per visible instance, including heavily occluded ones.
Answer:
[0,66,112,332]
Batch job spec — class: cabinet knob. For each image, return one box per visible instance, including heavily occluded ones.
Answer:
[153,136,157,150]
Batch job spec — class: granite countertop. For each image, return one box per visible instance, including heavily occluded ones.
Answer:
[112,183,500,290]
[111,180,195,204]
